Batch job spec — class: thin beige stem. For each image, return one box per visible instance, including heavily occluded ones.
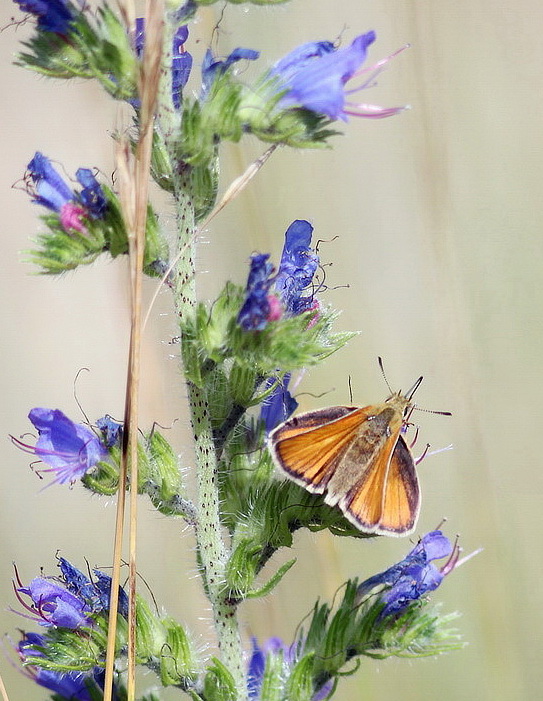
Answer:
[0,671,11,701]
[103,4,164,701]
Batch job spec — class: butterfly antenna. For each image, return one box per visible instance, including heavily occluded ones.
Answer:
[348,375,353,404]
[377,357,394,394]
[412,405,452,417]
[405,375,423,401]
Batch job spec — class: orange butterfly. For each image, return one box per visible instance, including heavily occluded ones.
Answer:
[268,365,449,537]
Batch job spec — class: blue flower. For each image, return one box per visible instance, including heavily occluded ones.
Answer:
[26,152,107,233]
[270,32,405,121]
[260,374,298,434]
[201,47,259,97]
[11,408,107,485]
[75,168,108,218]
[248,636,332,701]
[14,559,128,631]
[134,19,192,109]
[59,557,129,618]
[357,530,460,617]
[13,0,73,35]
[96,414,123,448]
[273,219,319,315]
[237,253,275,331]
[237,220,320,331]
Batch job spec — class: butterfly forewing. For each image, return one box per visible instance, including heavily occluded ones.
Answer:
[269,406,371,492]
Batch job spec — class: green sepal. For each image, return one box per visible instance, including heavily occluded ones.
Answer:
[238,79,341,149]
[178,89,244,168]
[245,558,296,599]
[228,362,258,406]
[160,617,199,686]
[258,650,286,701]
[203,658,237,701]
[227,304,355,375]
[134,598,168,662]
[144,430,185,504]
[21,625,105,673]
[27,212,105,274]
[82,453,121,495]
[15,5,94,79]
[101,191,169,276]
[284,653,315,701]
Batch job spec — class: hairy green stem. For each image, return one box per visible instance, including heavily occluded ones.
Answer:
[171,184,246,699]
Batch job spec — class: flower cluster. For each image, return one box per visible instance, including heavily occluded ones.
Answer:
[237,219,319,331]
[14,557,128,627]
[26,152,107,236]
[15,559,128,698]
[357,530,461,617]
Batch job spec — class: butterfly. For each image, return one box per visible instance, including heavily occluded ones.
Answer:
[268,363,449,536]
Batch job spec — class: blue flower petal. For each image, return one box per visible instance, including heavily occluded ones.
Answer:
[260,374,298,434]
[272,32,376,120]
[14,0,73,34]
[202,47,259,96]
[27,152,73,212]
[28,408,106,484]
[75,168,108,219]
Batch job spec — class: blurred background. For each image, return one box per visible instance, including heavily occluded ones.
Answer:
[1,1,542,699]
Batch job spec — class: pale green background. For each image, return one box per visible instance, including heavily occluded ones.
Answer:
[1,1,541,700]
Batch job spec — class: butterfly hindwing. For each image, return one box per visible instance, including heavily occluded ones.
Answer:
[340,434,418,535]
[379,435,420,534]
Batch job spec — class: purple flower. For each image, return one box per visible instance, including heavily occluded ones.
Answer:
[134,19,192,109]
[201,47,260,97]
[248,637,332,701]
[26,152,107,234]
[13,558,128,631]
[270,32,406,121]
[237,220,320,331]
[260,374,298,434]
[13,0,73,35]
[15,577,91,628]
[11,408,106,486]
[357,530,461,617]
